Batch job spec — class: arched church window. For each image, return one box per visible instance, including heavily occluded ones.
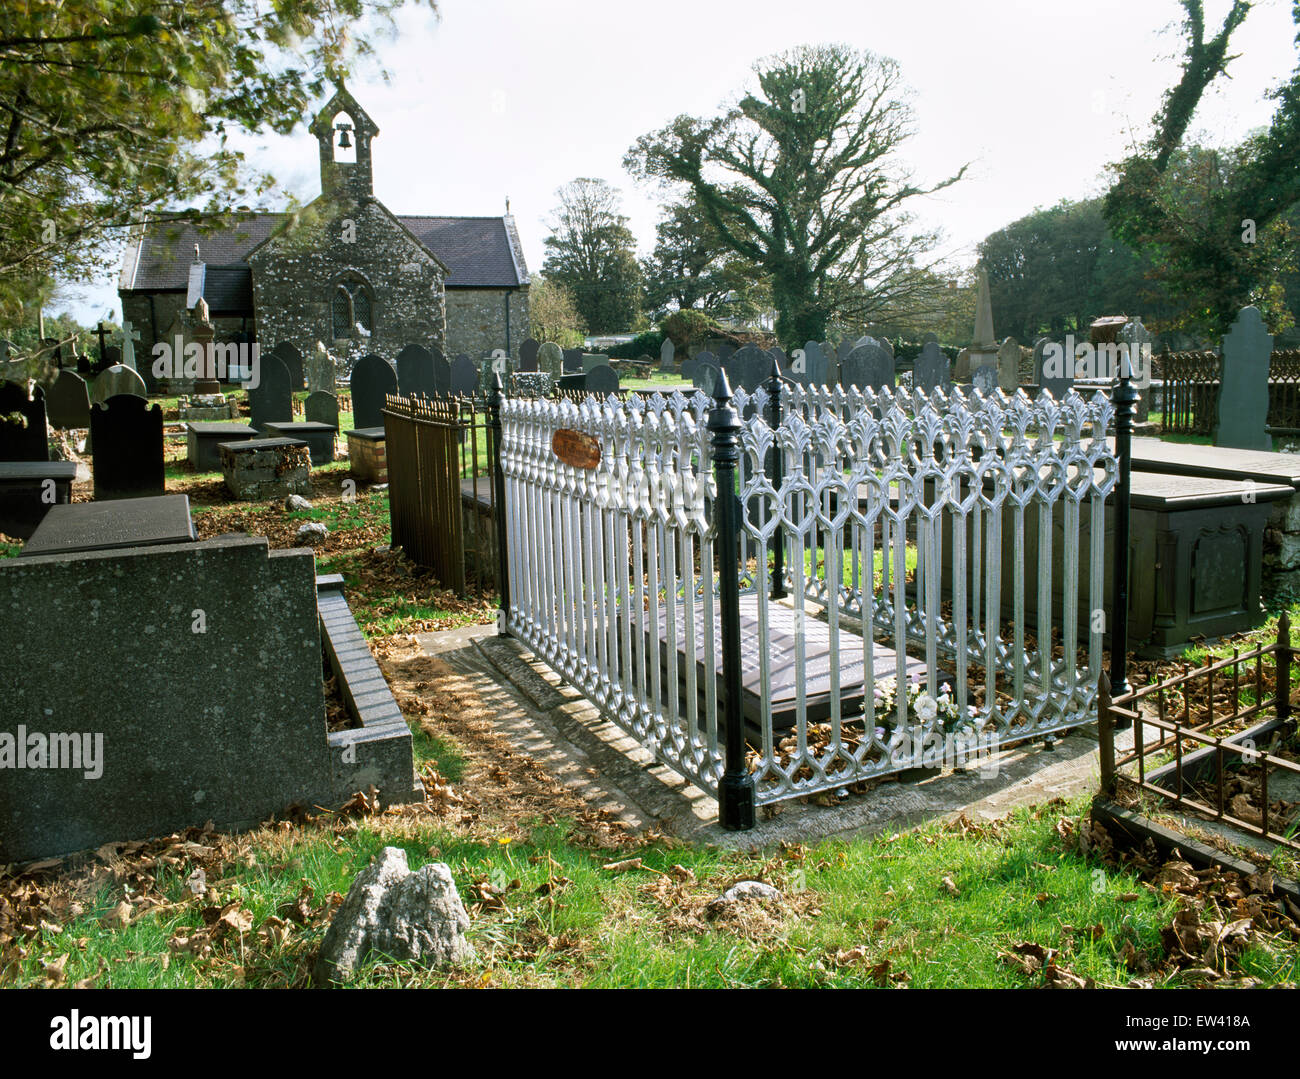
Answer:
[331,279,373,339]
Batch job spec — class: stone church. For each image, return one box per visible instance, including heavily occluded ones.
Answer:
[118,86,529,381]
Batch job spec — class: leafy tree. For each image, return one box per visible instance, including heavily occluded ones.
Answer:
[527,274,585,348]
[1103,0,1300,334]
[0,0,437,324]
[641,192,768,322]
[977,198,1171,340]
[540,178,642,335]
[625,43,965,348]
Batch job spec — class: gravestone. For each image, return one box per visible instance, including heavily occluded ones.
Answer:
[692,359,721,395]
[585,365,620,396]
[660,338,675,372]
[1215,306,1272,451]
[1033,337,1073,400]
[101,346,122,372]
[307,345,335,394]
[913,342,951,394]
[188,421,257,472]
[877,338,894,361]
[841,342,893,391]
[45,369,91,430]
[537,342,563,379]
[0,382,48,461]
[518,338,540,373]
[997,337,1020,393]
[716,343,736,365]
[562,348,584,374]
[795,340,829,387]
[510,372,553,398]
[248,351,293,431]
[954,348,972,382]
[431,345,451,394]
[270,342,305,390]
[90,395,164,499]
[972,365,998,395]
[732,345,769,393]
[821,341,839,386]
[582,353,611,374]
[305,391,340,430]
[450,354,478,396]
[396,344,438,399]
[91,364,146,406]
[680,357,698,381]
[350,354,398,430]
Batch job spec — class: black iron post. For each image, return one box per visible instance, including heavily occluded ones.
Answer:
[709,369,757,830]
[1110,370,1138,716]
[1278,611,1293,731]
[1097,671,1116,798]
[489,372,510,635]
[765,356,786,600]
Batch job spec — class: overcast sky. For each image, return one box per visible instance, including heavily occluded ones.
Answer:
[65,0,1298,325]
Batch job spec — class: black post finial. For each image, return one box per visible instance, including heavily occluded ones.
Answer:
[708,369,756,831]
[1110,370,1138,713]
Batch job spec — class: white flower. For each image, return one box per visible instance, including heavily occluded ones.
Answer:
[914,693,939,723]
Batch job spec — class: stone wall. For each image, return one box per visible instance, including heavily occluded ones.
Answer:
[445,288,529,359]
[1265,495,1300,591]
[248,199,446,367]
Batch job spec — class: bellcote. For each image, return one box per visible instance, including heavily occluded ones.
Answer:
[309,85,379,202]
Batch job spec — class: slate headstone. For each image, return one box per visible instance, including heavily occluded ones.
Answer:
[450,354,478,396]
[582,353,610,374]
[1034,337,1073,400]
[518,338,540,373]
[841,342,894,391]
[350,354,398,430]
[430,345,451,395]
[537,342,563,379]
[586,365,620,396]
[913,341,951,394]
[0,382,48,461]
[680,357,699,381]
[792,340,828,386]
[45,369,91,430]
[716,343,736,365]
[562,348,584,374]
[732,345,769,393]
[396,344,438,399]
[270,342,305,390]
[91,364,147,406]
[972,365,998,395]
[1215,306,1273,451]
[248,351,293,432]
[90,395,164,499]
[305,391,340,430]
[660,338,675,371]
[692,360,721,395]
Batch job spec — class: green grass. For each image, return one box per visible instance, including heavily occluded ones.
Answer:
[5,796,1215,989]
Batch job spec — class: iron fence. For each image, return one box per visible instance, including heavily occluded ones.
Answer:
[498,377,1118,822]
[1156,349,1219,436]
[1098,614,1298,853]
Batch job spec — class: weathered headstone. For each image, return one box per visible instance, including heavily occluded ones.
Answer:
[537,342,563,379]
[350,354,397,430]
[791,340,828,386]
[307,344,335,394]
[997,337,1020,393]
[450,354,478,396]
[91,364,147,406]
[518,338,540,373]
[305,391,340,430]
[680,357,698,381]
[562,348,584,374]
[396,344,438,399]
[0,382,48,461]
[45,370,91,430]
[1215,306,1273,450]
[716,342,736,365]
[270,342,305,390]
[660,337,675,371]
[510,371,553,398]
[248,351,293,431]
[692,359,721,395]
[972,365,998,395]
[430,345,451,395]
[732,344,769,393]
[582,353,611,374]
[841,342,894,391]
[90,395,164,499]
[954,347,972,382]
[913,342,951,394]
[1120,318,1154,422]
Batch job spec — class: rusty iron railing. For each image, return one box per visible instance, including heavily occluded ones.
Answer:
[1156,349,1220,436]
[1099,613,1299,852]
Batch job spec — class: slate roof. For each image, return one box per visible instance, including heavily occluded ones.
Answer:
[120,211,527,293]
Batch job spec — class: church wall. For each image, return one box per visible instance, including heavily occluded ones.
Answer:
[444,288,530,359]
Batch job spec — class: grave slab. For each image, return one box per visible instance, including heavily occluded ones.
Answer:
[0,461,77,540]
[21,494,196,556]
[347,426,387,484]
[220,437,311,500]
[265,420,337,465]
[187,421,258,472]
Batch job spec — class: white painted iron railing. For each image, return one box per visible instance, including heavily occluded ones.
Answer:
[499,380,1117,818]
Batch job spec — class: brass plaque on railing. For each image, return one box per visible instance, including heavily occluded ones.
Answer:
[552,428,601,470]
